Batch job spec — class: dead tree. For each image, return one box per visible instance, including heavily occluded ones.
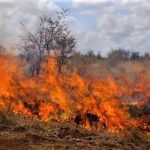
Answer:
[21,9,76,76]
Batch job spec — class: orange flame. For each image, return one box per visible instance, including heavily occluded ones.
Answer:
[0,54,149,133]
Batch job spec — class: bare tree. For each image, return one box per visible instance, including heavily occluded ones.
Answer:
[21,9,76,76]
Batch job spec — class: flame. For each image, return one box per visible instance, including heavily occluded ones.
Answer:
[0,54,149,133]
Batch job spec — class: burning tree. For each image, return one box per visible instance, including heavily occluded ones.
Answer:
[21,9,76,76]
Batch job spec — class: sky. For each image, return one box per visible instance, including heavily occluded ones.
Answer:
[0,0,150,56]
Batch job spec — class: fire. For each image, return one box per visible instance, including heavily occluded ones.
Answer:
[0,53,149,133]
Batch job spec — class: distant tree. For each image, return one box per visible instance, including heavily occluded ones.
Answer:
[107,49,130,66]
[143,52,150,60]
[130,52,140,60]
[96,51,102,59]
[86,50,95,58]
[21,9,76,76]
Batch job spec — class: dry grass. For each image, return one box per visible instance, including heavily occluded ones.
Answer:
[0,112,149,150]
[66,55,150,80]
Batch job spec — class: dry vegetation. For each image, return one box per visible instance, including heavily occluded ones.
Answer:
[0,6,150,148]
[0,48,149,149]
[0,111,149,150]
[66,50,150,79]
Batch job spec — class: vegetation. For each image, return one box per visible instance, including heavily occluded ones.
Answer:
[0,9,150,150]
[65,49,150,79]
[21,9,76,76]
[0,111,149,150]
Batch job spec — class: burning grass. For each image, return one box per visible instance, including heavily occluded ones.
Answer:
[0,53,149,134]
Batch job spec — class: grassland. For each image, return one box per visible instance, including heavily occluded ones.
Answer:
[0,112,149,150]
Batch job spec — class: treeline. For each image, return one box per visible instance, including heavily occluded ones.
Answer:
[74,49,150,61]
[66,48,150,78]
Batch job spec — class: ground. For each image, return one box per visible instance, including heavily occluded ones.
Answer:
[0,112,149,150]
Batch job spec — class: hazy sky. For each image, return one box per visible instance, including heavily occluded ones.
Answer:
[0,0,150,55]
